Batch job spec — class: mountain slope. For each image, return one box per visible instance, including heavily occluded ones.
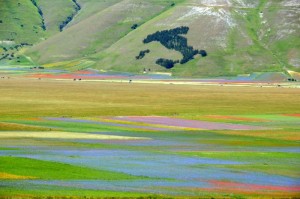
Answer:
[64,0,123,28]
[0,0,46,44]
[26,0,181,64]
[36,0,76,35]
[1,0,299,77]
[93,0,300,76]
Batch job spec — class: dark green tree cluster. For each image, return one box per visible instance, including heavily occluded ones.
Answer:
[0,52,21,62]
[1,43,32,51]
[199,49,207,57]
[131,24,138,30]
[0,43,32,62]
[156,58,179,69]
[0,54,9,61]
[136,49,150,60]
[59,16,72,31]
[72,0,81,10]
[30,0,46,30]
[59,0,81,31]
[142,26,207,69]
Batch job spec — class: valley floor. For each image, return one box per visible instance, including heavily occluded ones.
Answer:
[0,77,299,198]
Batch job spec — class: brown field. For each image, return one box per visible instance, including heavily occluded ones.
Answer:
[0,78,299,120]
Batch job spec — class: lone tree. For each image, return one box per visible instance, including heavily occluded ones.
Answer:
[131,24,138,30]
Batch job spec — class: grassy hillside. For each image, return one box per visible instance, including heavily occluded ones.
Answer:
[26,0,181,64]
[65,0,123,28]
[0,0,46,44]
[262,0,300,71]
[92,0,300,77]
[35,0,76,35]
[0,0,81,65]
[1,0,299,77]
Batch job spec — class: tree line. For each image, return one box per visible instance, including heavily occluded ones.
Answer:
[30,0,46,30]
[59,0,81,31]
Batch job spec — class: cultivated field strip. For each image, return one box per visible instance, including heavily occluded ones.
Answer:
[1,113,299,197]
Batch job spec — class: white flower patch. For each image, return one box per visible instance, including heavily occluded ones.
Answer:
[197,0,258,8]
[0,40,15,45]
[179,6,236,28]
[276,29,296,40]
[232,0,258,8]
[289,58,300,67]
[281,0,300,6]
[198,0,232,7]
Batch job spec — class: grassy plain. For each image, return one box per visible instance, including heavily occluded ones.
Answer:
[0,78,299,198]
[0,78,299,119]
[0,156,140,180]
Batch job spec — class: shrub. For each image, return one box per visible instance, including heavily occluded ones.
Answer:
[156,58,179,69]
[136,49,150,60]
[131,24,138,30]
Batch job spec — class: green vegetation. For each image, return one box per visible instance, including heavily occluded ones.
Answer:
[35,0,76,35]
[143,26,206,68]
[136,49,150,60]
[0,188,151,198]
[92,0,299,76]
[59,0,81,32]
[0,0,45,44]
[25,0,183,64]
[0,156,139,180]
[13,119,143,134]
[30,0,46,30]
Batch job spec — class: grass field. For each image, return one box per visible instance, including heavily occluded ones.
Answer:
[0,78,299,198]
[0,78,299,119]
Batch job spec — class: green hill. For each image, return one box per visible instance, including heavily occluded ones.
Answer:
[0,0,299,77]
[0,0,45,44]
[92,0,300,77]
[26,0,181,64]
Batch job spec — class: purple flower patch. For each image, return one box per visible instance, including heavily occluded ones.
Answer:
[113,116,267,130]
